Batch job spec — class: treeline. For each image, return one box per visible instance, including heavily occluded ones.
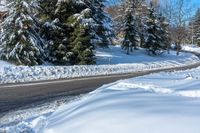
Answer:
[108,0,200,56]
[189,9,200,46]
[151,0,200,53]
[107,0,170,55]
[1,0,190,66]
[121,0,169,55]
[0,0,113,66]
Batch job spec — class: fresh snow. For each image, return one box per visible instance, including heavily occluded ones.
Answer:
[0,46,199,84]
[0,60,13,72]
[0,60,13,67]
[0,95,83,132]
[0,0,8,12]
[2,66,200,133]
[182,44,200,54]
[43,66,200,133]
[96,45,197,64]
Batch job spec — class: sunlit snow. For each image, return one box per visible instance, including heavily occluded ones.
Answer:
[0,46,199,84]
[2,66,200,133]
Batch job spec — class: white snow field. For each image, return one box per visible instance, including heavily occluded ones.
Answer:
[0,60,13,72]
[0,60,12,67]
[183,44,200,54]
[43,67,200,133]
[0,45,199,84]
[1,66,200,133]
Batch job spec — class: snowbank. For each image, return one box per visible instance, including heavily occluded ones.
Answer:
[0,46,199,84]
[182,45,200,54]
[0,60,12,67]
[43,67,200,133]
[0,60,13,73]
[2,66,200,133]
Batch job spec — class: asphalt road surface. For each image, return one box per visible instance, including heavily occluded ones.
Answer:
[0,52,200,117]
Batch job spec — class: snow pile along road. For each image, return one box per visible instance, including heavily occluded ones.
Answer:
[183,45,200,54]
[0,49,199,84]
[2,66,200,133]
[0,60,13,68]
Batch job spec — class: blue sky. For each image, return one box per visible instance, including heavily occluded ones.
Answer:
[185,0,200,15]
[107,0,200,15]
[191,0,200,7]
[190,0,200,10]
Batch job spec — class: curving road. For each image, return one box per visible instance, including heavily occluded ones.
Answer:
[0,51,200,116]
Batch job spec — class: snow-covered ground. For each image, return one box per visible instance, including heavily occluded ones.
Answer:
[44,67,200,133]
[96,45,189,64]
[182,44,200,54]
[0,46,199,84]
[0,60,13,73]
[0,60,13,67]
[0,95,83,133]
[1,45,200,132]
[1,66,200,133]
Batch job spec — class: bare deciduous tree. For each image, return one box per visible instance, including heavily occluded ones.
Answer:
[159,0,193,55]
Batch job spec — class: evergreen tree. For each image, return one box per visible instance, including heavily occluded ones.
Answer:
[41,19,72,65]
[83,0,113,47]
[36,0,69,64]
[38,0,95,65]
[35,0,57,21]
[38,0,86,65]
[115,0,145,47]
[55,0,86,20]
[68,9,95,65]
[145,3,163,55]
[121,0,148,54]
[0,0,45,66]
[122,9,138,54]
[158,14,170,53]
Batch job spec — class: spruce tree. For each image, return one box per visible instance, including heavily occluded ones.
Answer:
[122,9,138,54]
[41,19,72,65]
[68,9,95,65]
[158,14,170,53]
[0,0,44,66]
[145,3,163,55]
[35,0,58,21]
[37,0,96,65]
[38,0,86,65]
[116,0,147,53]
[83,0,113,47]
[115,0,145,47]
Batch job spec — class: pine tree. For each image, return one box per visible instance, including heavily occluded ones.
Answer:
[68,9,95,65]
[35,0,58,21]
[55,0,86,20]
[0,0,45,66]
[38,0,95,65]
[38,0,86,65]
[83,0,113,47]
[114,0,145,47]
[122,9,138,54]
[158,14,170,53]
[41,19,72,65]
[145,3,163,55]
[36,0,112,65]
